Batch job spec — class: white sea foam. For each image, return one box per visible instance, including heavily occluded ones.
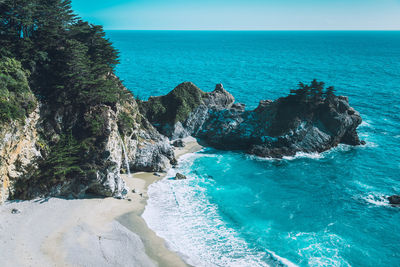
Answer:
[247,151,324,162]
[361,193,390,207]
[283,152,323,160]
[359,120,373,128]
[290,231,350,267]
[143,153,298,267]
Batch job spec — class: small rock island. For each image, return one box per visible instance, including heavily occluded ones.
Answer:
[139,80,364,158]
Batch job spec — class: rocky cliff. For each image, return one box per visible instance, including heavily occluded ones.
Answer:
[0,105,42,203]
[1,82,175,203]
[140,81,364,158]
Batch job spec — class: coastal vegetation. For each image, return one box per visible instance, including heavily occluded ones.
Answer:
[0,57,36,124]
[0,0,131,106]
[0,0,140,199]
[289,79,335,103]
[139,82,206,124]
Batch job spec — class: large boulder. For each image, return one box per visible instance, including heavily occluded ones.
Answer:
[175,173,187,180]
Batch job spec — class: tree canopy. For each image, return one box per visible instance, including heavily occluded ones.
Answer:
[289,79,336,103]
[0,0,125,106]
[0,0,134,193]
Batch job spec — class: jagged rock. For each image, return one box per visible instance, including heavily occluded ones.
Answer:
[140,81,364,159]
[170,158,178,167]
[175,173,187,180]
[139,82,234,139]
[172,139,185,147]
[388,195,400,205]
[0,105,42,204]
[2,79,175,202]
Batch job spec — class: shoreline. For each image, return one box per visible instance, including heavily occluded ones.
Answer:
[118,137,203,267]
[0,137,203,267]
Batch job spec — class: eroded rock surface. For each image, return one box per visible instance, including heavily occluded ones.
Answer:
[0,106,42,203]
[388,195,400,205]
[140,81,364,158]
[3,82,175,202]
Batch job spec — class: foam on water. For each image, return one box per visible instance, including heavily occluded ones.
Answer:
[143,153,297,267]
[289,232,351,267]
[360,193,391,207]
[109,31,400,266]
[282,152,323,161]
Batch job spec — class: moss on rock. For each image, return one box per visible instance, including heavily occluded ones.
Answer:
[139,82,206,124]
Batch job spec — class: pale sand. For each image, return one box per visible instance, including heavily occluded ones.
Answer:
[0,138,202,267]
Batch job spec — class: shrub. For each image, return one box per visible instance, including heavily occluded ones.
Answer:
[0,58,36,125]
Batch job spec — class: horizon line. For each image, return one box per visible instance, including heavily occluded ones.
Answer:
[104,29,400,32]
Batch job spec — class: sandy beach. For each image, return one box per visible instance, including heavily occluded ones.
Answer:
[0,137,202,267]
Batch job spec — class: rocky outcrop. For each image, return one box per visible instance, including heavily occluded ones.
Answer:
[0,106,42,204]
[118,100,175,172]
[388,195,400,205]
[3,81,175,202]
[139,82,234,139]
[175,173,187,180]
[172,139,185,147]
[140,81,364,158]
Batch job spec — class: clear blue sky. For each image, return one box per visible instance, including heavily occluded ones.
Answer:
[71,0,400,30]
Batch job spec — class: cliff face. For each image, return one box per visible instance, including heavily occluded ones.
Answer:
[117,99,174,173]
[0,84,174,203]
[0,106,42,203]
[8,94,175,201]
[140,82,364,158]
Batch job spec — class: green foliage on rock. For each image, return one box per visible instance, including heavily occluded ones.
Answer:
[140,82,206,124]
[12,133,86,199]
[0,0,140,198]
[289,79,335,103]
[118,111,136,134]
[0,57,36,124]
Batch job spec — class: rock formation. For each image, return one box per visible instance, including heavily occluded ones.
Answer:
[140,81,364,158]
[175,173,187,180]
[0,81,175,203]
[0,105,42,203]
[0,79,364,204]
[388,195,400,205]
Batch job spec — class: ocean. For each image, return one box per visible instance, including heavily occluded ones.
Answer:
[107,31,400,266]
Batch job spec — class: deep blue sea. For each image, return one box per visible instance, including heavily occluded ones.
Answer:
[108,31,400,267]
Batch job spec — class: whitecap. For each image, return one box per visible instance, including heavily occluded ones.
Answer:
[143,153,297,267]
[361,193,390,207]
[291,231,351,267]
[283,152,323,161]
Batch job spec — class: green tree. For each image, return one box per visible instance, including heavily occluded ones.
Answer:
[0,57,36,124]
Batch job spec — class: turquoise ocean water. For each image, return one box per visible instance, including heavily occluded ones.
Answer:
[108,31,400,266]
